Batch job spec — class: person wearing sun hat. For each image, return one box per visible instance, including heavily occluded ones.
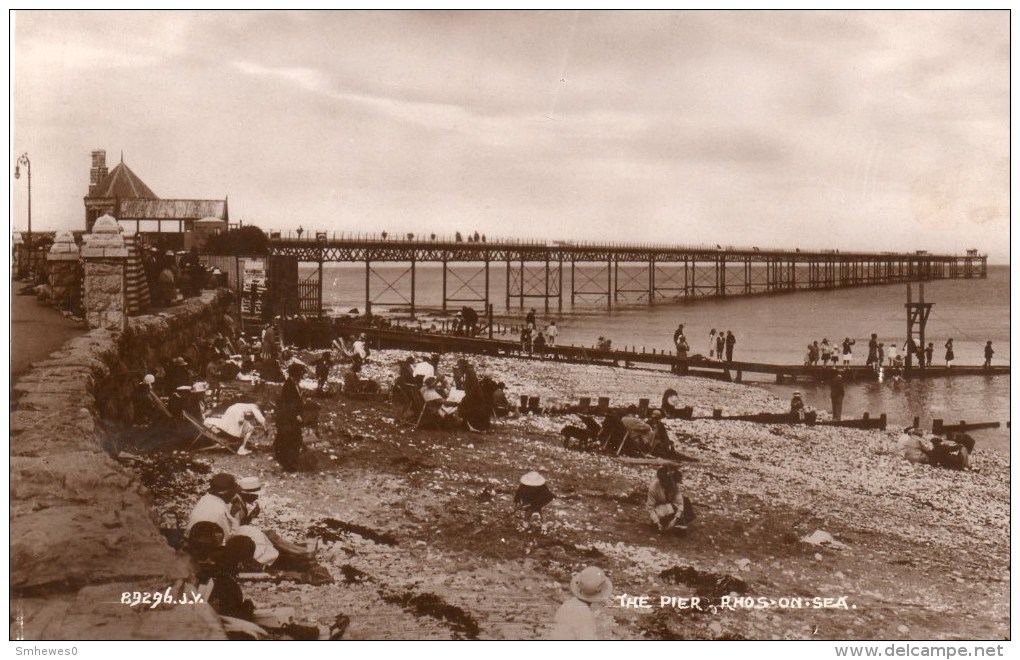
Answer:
[550,566,613,639]
[513,471,555,523]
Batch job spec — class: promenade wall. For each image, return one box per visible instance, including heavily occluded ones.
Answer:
[10,291,231,640]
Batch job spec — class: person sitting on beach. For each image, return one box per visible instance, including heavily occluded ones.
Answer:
[457,359,492,432]
[929,433,974,471]
[789,391,806,420]
[513,471,555,525]
[646,410,674,457]
[412,355,436,385]
[342,363,380,395]
[646,466,695,532]
[619,415,656,455]
[187,473,241,538]
[229,476,316,571]
[199,535,258,623]
[491,382,511,417]
[661,388,683,418]
[204,402,266,455]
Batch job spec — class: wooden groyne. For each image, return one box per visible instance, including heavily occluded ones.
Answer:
[347,326,1009,383]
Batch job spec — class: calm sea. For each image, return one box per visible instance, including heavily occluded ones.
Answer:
[313,263,1010,453]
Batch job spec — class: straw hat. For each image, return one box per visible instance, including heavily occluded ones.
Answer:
[192,382,209,394]
[175,385,193,393]
[237,476,262,493]
[142,374,155,384]
[519,471,546,487]
[570,566,613,603]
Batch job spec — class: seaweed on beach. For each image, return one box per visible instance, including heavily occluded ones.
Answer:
[307,517,399,546]
[380,591,481,640]
[659,565,750,600]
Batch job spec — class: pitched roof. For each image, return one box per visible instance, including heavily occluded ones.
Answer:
[90,162,158,199]
[116,198,228,221]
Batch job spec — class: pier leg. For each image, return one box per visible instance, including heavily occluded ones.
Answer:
[505,259,511,310]
[544,256,551,313]
[442,259,448,312]
[613,259,619,304]
[365,259,370,314]
[484,259,490,313]
[648,257,655,305]
[410,257,416,317]
[570,260,575,306]
[558,258,563,312]
[607,259,613,310]
[519,260,525,310]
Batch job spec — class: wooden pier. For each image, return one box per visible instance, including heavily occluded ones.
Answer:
[267,233,988,315]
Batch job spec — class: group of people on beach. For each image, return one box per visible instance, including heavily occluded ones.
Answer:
[520,308,559,355]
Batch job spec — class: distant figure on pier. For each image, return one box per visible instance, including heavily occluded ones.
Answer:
[526,308,537,329]
[533,331,547,357]
[674,332,690,374]
[984,341,994,367]
[596,336,612,351]
[820,338,832,365]
[673,323,685,345]
[925,342,934,368]
[903,337,918,368]
[461,306,479,336]
[830,371,845,421]
[708,329,717,359]
[545,321,559,346]
[841,337,855,366]
[876,343,885,372]
[521,325,534,355]
[887,342,898,367]
[716,332,725,362]
[803,344,813,366]
[866,334,879,368]
[724,330,736,362]
[806,342,818,366]
[944,339,955,368]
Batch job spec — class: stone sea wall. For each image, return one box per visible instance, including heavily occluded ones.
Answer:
[10,291,232,640]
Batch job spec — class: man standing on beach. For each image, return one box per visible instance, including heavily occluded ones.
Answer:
[830,371,845,421]
[725,330,736,362]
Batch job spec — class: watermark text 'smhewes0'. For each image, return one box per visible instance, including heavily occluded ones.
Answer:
[835,644,1005,657]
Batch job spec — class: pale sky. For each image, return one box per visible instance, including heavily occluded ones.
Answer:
[11,10,1011,261]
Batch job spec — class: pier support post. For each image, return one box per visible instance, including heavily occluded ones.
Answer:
[410,256,416,317]
[365,260,371,314]
[607,259,613,310]
[544,256,551,313]
[505,259,511,310]
[442,259,448,312]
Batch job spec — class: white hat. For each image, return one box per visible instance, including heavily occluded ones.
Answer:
[192,382,209,393]
[519,471,545,487]
[176,385,192,393]
[237,476,262,493]
[570,566,613,603]
[143,374,155,384]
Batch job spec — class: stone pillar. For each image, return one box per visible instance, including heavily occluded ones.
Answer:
[47,230,81,310]
[81,214,129,331]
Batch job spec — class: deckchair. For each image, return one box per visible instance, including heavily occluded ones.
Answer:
[182,411,237,453]
[147,390,174,419]
[331,337,356,363]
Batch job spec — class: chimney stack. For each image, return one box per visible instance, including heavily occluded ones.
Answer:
[89,150,108,195]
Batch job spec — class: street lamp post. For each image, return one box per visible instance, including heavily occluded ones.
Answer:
[14,153,31,275]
